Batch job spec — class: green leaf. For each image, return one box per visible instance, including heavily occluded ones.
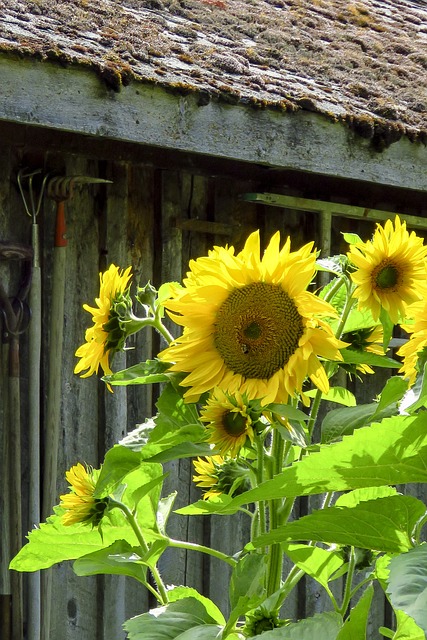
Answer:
[340,348,400,368]
[167,587,225,625]
[172,626,224,640]
[343,232,362,245]
[123,598,222,639]
[387,545,427,634]
[400,361,427,414]
[156,382,200,428]
[249,495,426,553]
[304,386,356,407]
[266,404,309,422]
[103,359,171,386]
[336,584,374,640]
[10,510,139,572]
[131,473,168,508]
[157,493,177,535]
[392,609,426,640]
[316,256,347,275]
[320,402,396,444]
[73,540,147,583]
[119,418,157,451]
[229,553,268,611]
[94,445,142,498]
[255,611,343,639]
[335,486,398,508]
[282,544,343,590]
[375,377,408,415]
[183,413,427,515]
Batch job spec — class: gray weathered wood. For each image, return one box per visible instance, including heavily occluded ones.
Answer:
[1,56,426,193]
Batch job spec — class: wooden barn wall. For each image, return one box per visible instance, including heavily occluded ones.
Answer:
[0,136,423,640]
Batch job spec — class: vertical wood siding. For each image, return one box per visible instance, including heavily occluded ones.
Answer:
[0,140,422,639]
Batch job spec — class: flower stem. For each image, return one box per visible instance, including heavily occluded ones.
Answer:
[167,538,237,567]
[253,437,267,541]
[266,429,285,596]
[338,546,356,616]
[109,499,169,604]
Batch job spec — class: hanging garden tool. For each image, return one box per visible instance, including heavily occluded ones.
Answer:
[17,168,49,640]
[41,174,112,640]
[0,241,32,640]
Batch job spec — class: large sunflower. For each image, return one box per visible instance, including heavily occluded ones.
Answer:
[347,217,427,324]
[201,389,254,457]
[159,231,346,405]
[398,300,427,385]
[74,264,132,378]
[60,463,107,526]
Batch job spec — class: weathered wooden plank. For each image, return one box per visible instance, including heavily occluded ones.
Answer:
[1,57,426,193]
[46,155,101,640]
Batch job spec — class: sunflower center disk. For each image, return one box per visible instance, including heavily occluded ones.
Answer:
[222,410,248,437]
[374,263,399,290]
[214,282,304,380]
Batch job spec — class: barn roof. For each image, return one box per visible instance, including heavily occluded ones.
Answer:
[1,0,427,147]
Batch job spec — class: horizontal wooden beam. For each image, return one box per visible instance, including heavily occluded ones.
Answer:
[1,56,426,192]
[243,193,427,229]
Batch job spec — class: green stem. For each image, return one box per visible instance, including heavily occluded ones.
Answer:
[109,499,169,605]
[167,538,237,567]
[253,437,267,541]
[306,387,323,444]
[338,546,356,616]
[335,293,356,341]
[322,275,347,304]
[266,429,285,596]
[154,315,175,345]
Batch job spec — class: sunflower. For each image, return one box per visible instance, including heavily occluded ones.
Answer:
[193,454,251,499]
[341,325,384,375]
[201,389,255,457]
[59,463,107,526]
[159,231,346,405]
[74,264,132,378]
[347,217,427,324]
[193,455,224,500]
[398,300,427,385]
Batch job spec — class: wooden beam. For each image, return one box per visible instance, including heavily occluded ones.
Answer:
[242,193,427,229]
[1,56,426,193]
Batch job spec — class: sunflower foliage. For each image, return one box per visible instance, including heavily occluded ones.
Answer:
[11,218,427,639]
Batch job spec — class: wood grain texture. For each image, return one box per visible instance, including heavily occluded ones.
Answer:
[1,56,426,193]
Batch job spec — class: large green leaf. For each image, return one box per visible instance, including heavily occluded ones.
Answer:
[248,495,426,553]
[94,445,143,497]
[254,611,343,639]
[282,544,343,590]
[10,510,139,572]
[73,540,148,583]
[336,584,373,640]
[339,349,400,368]
[387,545,427,634]
[375,377,408,415]
[229,553,268,611]
[123,598,222,639]
[305,386,356,407]
[104,359,172,386]
[391,609,426,639]
[177,414,427,516]
[321,402,396,444]
[167,587,225,625]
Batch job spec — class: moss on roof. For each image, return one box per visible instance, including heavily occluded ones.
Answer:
[1,0,426,146]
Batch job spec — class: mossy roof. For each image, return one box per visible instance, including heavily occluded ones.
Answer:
[1,0,426,144]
